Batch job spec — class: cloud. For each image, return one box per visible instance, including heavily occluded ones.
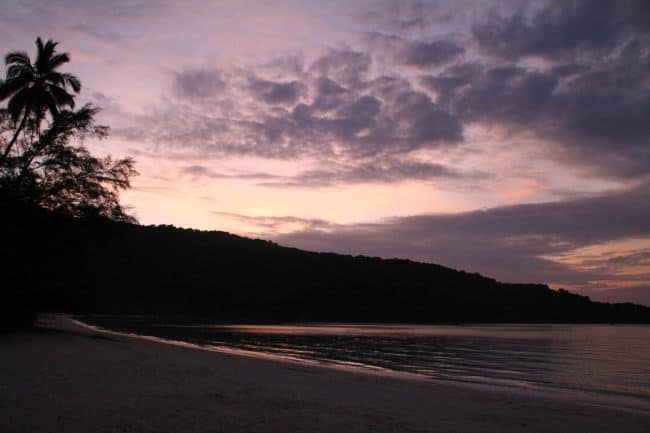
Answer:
[261,158,474,188]
[0,0,167,51]
[363,31,464,68]
[180,165,281,181]
[473,0,650,59]
[181,158,479,188]
[105,0,649,187]
[400,39,464,67]
[265,183,650,294]
[119,47,464,162]
[309,47,372,88]
[361,0,650,180]
[425,42,650,178]
[249,77,305,105]
[214,212,335,235]
[355,0,441,33]
[172,69,227,101]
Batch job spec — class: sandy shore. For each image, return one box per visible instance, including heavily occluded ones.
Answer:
[1,315,648,433]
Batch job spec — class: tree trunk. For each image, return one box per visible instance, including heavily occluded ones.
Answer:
[0,112,28,164]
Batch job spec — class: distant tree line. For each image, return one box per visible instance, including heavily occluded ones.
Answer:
[3,199,650,328]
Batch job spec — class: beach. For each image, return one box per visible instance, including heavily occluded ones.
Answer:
[1,316,648,433]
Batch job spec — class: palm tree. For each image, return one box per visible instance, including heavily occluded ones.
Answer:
[0,37,81,163]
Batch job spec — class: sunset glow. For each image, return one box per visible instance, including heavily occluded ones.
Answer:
[2,0,648,304]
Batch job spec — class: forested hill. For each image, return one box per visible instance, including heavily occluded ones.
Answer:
[4,198,650,324]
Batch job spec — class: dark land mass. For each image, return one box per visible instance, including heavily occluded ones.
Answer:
[3,197,650,325]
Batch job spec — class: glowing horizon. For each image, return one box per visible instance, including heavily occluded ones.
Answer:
[1,0,649,305]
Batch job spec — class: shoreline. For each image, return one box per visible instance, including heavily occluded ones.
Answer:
[2,314,649,433]
[71,315,650,415]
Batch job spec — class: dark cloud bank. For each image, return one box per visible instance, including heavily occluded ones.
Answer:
[267,182,650,304]
[118,0,650,187]
[161,49,464,162]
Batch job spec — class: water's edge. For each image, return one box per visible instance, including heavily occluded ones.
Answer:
[69,316,650,415]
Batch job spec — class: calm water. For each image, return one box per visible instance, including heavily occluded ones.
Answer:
[80,316,650,411]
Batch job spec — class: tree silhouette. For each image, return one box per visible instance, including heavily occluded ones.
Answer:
[0,37,137,222]
[0,37,80,163]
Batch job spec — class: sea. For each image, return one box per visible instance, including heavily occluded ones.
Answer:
[79,316,650,412]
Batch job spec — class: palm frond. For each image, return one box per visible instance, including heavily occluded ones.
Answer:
[0,75,31,101]
[7,86,31,122]
[6,63,34,80]
[45,71,65,86]
[73,103,101,119]
[5,51,31,66]
[35,38,58,72]
[34,37,45,70]
[44,39,58,58]
[48,53,70,71]
[44,96,59,119]
[63,73,81,92]
[49,85,75,110]
[49,73,81,93]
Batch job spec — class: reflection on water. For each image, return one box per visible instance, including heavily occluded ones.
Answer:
[81,317,650,410]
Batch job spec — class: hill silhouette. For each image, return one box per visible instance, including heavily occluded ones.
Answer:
[3,196,650,324]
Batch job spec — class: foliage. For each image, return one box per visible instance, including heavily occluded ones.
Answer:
[0,37,136,222]
[3,201,650,324]
[0,37,80,162]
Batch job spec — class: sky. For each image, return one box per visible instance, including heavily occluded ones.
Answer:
[1,0,649,305]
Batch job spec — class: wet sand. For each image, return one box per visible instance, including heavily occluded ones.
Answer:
[1,315,648,433]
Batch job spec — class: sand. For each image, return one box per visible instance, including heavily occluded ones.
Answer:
[1,315,648,433]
